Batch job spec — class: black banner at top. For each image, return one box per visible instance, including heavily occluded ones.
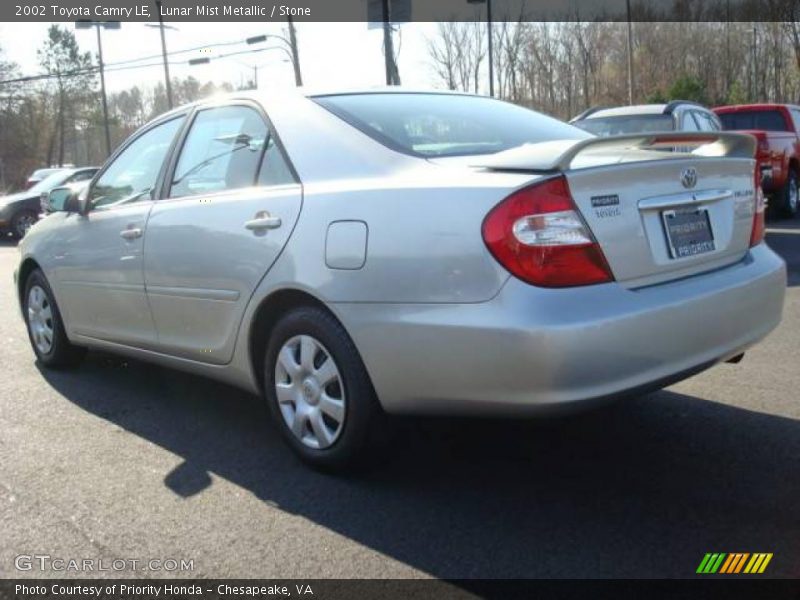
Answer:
[2,0,798,22]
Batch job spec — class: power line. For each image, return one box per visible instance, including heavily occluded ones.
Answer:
[0,35,274,86]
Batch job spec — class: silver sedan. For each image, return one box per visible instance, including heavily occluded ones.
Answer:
[14,89,786,470]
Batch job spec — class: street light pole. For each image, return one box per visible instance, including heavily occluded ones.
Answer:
[94,24,111,156]
[286,16,303,86]
[76,20,118,157]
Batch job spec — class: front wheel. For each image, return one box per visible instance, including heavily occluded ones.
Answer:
[778,169,798,218]
[264,306,384,471]
[23,269,86,368]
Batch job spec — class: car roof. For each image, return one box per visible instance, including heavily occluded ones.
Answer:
[582,101,709,120]
[30,167,66,177]
[166,86,480,114]
[713,103,800,113]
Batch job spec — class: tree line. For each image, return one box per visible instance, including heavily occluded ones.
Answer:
[0,25,234,192]
[427,21,800,119]
[4,21,800,191]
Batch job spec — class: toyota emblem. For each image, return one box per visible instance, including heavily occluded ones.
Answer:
[681,167,698,189]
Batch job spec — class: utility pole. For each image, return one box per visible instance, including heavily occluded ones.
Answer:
[626,0,634,105]
[752,25,758,100]
[467,0,494,96]
[381,0,400,85]
[286,16,303,86]
[487,0,493,97]
[155,1,173,109]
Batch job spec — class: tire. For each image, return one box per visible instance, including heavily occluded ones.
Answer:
[264,306,384,472]
[10,210,38,240]
[23,269,86,368]
[778,169,799,218]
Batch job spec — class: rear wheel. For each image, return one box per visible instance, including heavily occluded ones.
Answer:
[23,269,85,368]
[778,169,798,218]
[264,306,384,471]
[11,210,38,239]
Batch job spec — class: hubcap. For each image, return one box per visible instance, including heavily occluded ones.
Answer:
[789,177,798,212]
[27,285,54,355]
[274,335,345,450]
[16,213,36,237]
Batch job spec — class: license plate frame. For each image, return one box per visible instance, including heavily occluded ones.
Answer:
[661,208,716,259]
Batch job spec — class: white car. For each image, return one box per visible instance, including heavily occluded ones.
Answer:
[571,101,722,136]
[15,89,786,470]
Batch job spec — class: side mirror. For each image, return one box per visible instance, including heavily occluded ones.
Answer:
[45,187,77,213]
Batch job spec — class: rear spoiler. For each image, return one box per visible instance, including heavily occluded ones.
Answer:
[475,132,756,173]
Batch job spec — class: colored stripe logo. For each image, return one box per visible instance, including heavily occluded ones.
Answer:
[697,553,773,574]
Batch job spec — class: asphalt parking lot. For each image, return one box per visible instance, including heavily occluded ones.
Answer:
[0,222,798,581]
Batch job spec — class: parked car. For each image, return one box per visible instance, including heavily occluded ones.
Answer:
[25,167,69,189]
[15,90,785,470]
[713,103,800,218]
[571,101,722,136]
[0,167,98,238]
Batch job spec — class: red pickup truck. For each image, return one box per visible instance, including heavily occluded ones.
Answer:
[713,103,800,218]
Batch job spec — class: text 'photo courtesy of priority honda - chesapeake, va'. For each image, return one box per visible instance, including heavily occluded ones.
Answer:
[0,1,798,598]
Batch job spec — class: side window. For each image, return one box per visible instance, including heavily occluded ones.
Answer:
[90,117,184,209]
[170,105,267,198]
[682,111,701,132]
[695,111,716,132]
[257,136,296,186]
[790,108,800,133]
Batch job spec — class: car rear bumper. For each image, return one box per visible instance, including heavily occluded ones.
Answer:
[333,244,786,416]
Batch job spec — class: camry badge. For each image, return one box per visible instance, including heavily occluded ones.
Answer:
[681,167,698,189]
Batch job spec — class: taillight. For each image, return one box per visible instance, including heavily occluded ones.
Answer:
[750,165,766,247]
[482,176,614,287]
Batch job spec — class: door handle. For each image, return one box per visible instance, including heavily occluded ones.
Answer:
[245,211,282,231]
[120,227,143,240]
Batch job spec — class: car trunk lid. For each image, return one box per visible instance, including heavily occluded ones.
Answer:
[474,132,758,288]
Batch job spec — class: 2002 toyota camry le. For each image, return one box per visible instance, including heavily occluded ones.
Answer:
[15,89,787,469]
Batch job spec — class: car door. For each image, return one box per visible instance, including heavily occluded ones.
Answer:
[144,101,302,364]
[52,115,186,348]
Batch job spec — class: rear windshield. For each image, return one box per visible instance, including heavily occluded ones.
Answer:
[574,114,674,136]
[313,93,590,157]
[718,110,788,132]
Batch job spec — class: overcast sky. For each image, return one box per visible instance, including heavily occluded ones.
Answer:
[0,21,449,93]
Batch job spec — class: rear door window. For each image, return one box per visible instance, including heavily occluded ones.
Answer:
[170,105,268,198]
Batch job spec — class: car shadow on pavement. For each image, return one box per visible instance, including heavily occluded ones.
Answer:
[766,219,800,287]
[37,354,800,579]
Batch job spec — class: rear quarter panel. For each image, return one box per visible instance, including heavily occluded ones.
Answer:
[254,167,534,303]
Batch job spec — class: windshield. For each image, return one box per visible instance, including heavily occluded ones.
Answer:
[313,93,590,158]
[574,114,675,136]
[718,110,788,132]
[27,170,73,194]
